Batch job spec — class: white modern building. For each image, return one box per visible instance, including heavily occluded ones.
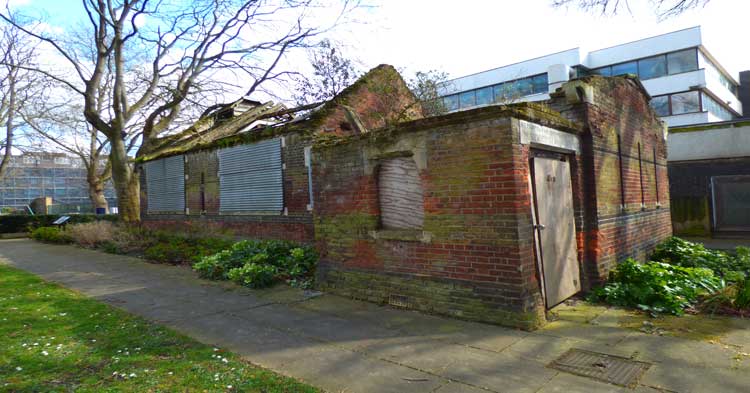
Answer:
[440,26,746,127]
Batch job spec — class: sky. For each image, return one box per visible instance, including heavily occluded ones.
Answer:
[2,0,745,158]
[9,0,748,95]
[345,0,747,81]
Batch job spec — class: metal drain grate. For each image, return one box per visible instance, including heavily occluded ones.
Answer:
[549,349,651,388]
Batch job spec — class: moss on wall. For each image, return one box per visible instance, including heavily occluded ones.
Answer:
[670,196,711,236]
[318,269,546,330]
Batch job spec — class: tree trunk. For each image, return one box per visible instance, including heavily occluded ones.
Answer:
[87,177,109,213]
[0,70,16,180]
[109,136,140,222]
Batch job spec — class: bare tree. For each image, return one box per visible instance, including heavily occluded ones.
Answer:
[0,12,40,180]
[1,0,358,222]
[293,39,361,106]
[407,70,450,117]
[552,0,710,19]
[22,100,114,212]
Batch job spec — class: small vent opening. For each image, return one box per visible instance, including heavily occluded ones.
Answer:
[388,294,413,309]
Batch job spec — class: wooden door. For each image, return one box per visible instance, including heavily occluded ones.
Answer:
[532,156,581,308]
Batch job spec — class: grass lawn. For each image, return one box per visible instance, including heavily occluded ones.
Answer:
[0,264,320,392]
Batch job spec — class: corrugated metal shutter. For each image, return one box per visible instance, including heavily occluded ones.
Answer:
[379,157,424,229]
[218,138,283,212]
[145,155,185,213]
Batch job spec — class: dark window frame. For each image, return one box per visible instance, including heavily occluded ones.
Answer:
[666,48,699,76]
[650,89,706,116]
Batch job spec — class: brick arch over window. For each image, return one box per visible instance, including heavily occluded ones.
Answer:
[378,157,424,229]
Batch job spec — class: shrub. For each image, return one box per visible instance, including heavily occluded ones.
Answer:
[193,250,237,280]
[226,263,277,288]
[30,226,70,244]
[651,237,750,281]
[65,221,116,248]
[590,258,724,315]
[143,234,233,265]
[193,239,318,288]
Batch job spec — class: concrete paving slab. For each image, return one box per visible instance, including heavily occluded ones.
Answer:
[360,336,486,375]
[433,381,494,393]
[439,349,557,393]
[720,318,750,349]
[535,373,627,393]
[641,364,750,393]
[537,320,634,346]
[285,346,445,393]
[616,332,741,369]
[505,334,580,364]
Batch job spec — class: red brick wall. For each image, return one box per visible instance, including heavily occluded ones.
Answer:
[552,76,672,281]
[314,76,672,328]
[313,112,549,328]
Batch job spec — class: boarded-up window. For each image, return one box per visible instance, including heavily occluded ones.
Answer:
[378,157,424,229]
[145,155,185,213]
[218,138,283,212]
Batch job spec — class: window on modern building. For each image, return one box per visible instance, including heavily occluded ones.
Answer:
[702,92,734,121]
[378,157,424,230]
[592,66,612,76]
[144,155,185,213]
[612,61,638,76]
[459,91,476,108]
[667,49,698,75]
[638,55,667,80]
[699,51,739,97]
[217,138,283,212]
[22,156,36,165]
[53,157,70,165]
[670,91,701,114]
[515,78,533,96]
[493,83,509,102]
[650,95,670,116]
[443,95,459,111]
[475,86,493,106]
[531,74,548,94]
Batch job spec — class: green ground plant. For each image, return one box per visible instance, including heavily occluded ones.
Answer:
[29,222,317,290]
[142,235,233,265]
[592,237,750,315]
[29,227,71,244]
[590,258,724,315]
[193,240,318,289]
[0,265,319,392]
[652,236,750,281]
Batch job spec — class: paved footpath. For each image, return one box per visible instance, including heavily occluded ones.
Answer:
[2,239,750,393]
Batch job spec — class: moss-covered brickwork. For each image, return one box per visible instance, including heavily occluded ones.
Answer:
[314,75,672,330]
[319,270,546,330]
